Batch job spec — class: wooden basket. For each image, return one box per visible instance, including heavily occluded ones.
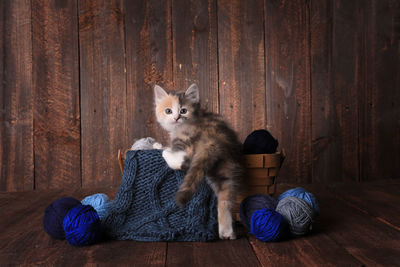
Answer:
[234,151,286,221]
[117,149,285,221]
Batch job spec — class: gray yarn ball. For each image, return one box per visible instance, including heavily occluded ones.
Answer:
[276,197,315,236]
[131,137,162,150]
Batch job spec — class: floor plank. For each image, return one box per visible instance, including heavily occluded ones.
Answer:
[0,190,46,208]
[166,234,260,266]
[1,182,400,266]
[0,190,62,263]
[0,190,61,231]
[327,182,400,229]
[311,185,400,266]
[0,189,166,266]
[249,234,362,266]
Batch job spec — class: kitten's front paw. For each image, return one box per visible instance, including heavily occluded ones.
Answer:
[219,224,236,240]
[175,189,193,207]
[162,148,186,170]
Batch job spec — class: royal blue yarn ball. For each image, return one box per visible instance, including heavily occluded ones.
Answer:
[63,204,102,246]
[250,208,289,242]
[243,129,278,154]
[278,187,320,215]
[239,194,278,229]
[43,197,81,239]
[81,193,110,220]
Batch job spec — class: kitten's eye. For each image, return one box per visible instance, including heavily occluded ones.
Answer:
[165,108,172,115]
[180,108,187,115]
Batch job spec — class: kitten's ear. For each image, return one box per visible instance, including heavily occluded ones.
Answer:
[154,85,168,104]
[185,83,200,103]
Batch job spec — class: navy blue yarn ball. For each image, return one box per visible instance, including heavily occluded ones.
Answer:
[243,130,278,154]
[43,197,81,240]
[239,194,278,229]
[278,187,320,215]
[63,204,102,246]
[250,208,289,242]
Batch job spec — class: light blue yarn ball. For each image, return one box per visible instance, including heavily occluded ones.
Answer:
[278,187,320,215]
[81,193,110,220]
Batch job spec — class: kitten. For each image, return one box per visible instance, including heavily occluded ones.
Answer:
[154,83,244,240]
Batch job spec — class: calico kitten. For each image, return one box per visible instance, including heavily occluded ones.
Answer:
[154,83,244,240]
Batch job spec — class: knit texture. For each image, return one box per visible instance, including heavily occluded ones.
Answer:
[102,150,218,241]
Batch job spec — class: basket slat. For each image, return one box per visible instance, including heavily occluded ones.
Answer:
[235,151,285,222]
[245,169,275,185]
[244,154,264,168]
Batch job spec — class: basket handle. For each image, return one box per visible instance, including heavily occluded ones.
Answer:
[280,149,286,167]
[118,149,128,174]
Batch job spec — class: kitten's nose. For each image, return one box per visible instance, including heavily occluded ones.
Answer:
[174,116,180,122]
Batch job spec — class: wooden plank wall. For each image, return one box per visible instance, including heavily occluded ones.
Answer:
[32,0,81,190]
[1,0,399,191]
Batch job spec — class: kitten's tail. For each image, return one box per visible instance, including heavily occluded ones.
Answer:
[175,148,215,206]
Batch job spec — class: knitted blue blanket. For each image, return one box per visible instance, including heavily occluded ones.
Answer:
[102,150,218,241]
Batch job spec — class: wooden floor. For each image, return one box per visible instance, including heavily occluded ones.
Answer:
[1,180,399,266]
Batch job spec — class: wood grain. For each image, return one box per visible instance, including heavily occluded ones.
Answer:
[172,0,219,113]
[0,0,33,192]
[265,0,312,183]
[79,0,127,188]
[311,0,362,182]
[32,0,81,189]
[166,237,261,266]
[218,0,266,141]
[327,182,400,229]
[1,0,400,192]
[125,0,173,146]
[313,187,400,266]
[360,0,400,181]
[1,182,400,265]
[330,0,364,182]
[249,233,362,266]
[310,0,337,183]
[0,191,61,264]
[19,241,166,266]
[0,189,166,266]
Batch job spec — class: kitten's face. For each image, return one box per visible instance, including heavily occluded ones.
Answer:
[154,84,200,132]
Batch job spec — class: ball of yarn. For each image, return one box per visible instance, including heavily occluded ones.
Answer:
[250,208,289,242]
[278,187,320,215]
[239,194,278,229]
[276,197,315,236]
[43,197,81,239]
[81,193,110,220]
[243,129,278,154]
[131,137,160,150]
[63,204,102,246]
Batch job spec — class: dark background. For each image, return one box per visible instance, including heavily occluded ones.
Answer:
[1,0,399,192]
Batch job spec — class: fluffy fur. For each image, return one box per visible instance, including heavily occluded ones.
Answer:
[154,84,244,239]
